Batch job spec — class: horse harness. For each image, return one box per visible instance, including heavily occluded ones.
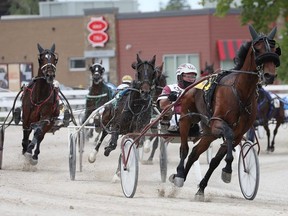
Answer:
[22,78,59,124]
[203,70,261,128]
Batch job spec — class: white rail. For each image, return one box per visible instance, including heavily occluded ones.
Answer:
[0,89,88,119]
[0,85,287,119]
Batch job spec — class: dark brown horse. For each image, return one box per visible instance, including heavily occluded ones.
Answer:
[22,43,60,165]
[247,86,286,152]
[201,62,214,77]
[169,25,280,199]
[81,60,113,140]
[142,62,168,162]
[88,54,157,162]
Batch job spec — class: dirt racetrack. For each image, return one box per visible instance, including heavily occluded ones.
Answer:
[0,125,288,216]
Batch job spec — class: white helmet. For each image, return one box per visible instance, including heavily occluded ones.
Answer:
[176,63,198,76]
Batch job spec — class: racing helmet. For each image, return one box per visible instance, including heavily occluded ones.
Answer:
[176,63,198,88]
[122,75,133,84]
[176,63,198,76]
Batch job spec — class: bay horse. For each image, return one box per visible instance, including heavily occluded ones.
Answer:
[88,54,157,161]
[81,60,113,140]
[247,86,286,152]
[201,62,214,77]
[169,25,281,198]
[22,43,60,165]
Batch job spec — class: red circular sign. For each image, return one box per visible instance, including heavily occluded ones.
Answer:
[87,19,108,32]
[88,32,109,47]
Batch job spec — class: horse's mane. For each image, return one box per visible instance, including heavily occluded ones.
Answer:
[233,41,252,70]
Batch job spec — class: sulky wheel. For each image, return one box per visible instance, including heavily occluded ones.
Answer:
[69,134,77,180]
[238,140,260,200]
[120,138,139,198]
[78,129,85,172]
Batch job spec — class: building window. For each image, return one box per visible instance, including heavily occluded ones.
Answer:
[220,60,235,70]
[69,57,86,71]
[163,54,200,84]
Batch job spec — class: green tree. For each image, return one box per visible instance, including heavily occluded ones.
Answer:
[9,0,41,15]
[200,0,288,83]
[161,0,191,11]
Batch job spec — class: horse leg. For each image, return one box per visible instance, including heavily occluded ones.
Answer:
[219,123,234,183]
[24,121,47,165]
[271,122,280,152]
[22,128,32,154]
[246,127,255,142]
[143,136,153,153]
[104,132,118,157]
[32,135,44,163]
[196,145,227,196]
[263,123,271,152]
[88,130,108,163]
[147,137,159,162]
[111,153,122,183]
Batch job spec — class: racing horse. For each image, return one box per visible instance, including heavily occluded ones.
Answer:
[88,54,157,161]
[247,86,285,152]
[22,43,61,165]
[142,62,168,163]
[81,60,113,140]
[200,62,214,77]
[169,25,281,198]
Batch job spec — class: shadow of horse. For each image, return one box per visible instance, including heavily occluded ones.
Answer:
[21,43,62,165]
[169,25,281,199]
[87,54,157,162]
[247,85,286,152]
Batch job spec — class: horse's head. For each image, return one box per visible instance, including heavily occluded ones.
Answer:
[249,25,281,85]
[37,43,58,84]
[154,62,167,99]
[201,62,214,77]
[89,60,105,85]
[132,54,156,98]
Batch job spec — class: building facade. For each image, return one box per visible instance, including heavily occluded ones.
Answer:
[0,8,250,91]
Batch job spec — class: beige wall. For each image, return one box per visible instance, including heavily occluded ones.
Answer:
[0,15,118,90]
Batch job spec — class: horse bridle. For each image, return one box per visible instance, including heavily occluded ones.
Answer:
[90,63,105,84]
[135,61,156,92]
[39,51,58,80]
[251,37,281,84]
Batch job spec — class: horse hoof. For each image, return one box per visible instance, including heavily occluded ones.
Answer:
[88,149,97,163]
[221,170,232,183]
[104,148,111,157]
[24,153,38,166]
[168,174,176,183]
[174,177,184,187]
[169,174,184,187]
[268,147,275,152]
[104,145,116,157]
[194,193,205,202]
[30,158,38,166]
[143,140,151,153]
[24,152,32,162]
[195,188,205,201]
[111,171,120,183]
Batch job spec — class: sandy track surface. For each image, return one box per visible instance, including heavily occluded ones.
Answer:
[0,125,288,216]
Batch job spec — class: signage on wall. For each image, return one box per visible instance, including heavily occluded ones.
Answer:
[87,17,109,47]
